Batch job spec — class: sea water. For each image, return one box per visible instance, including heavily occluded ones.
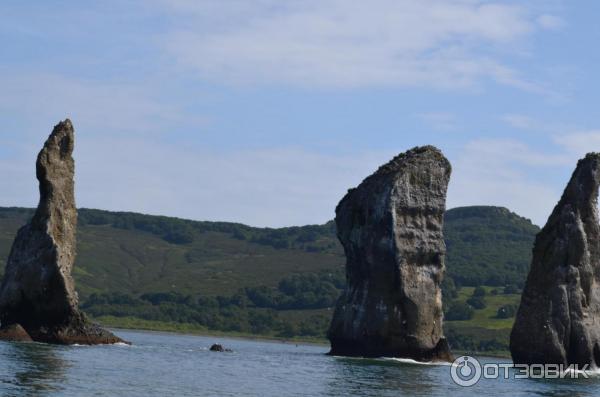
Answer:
[0,329,598,396]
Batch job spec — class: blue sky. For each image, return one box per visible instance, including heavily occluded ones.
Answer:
[0,0,598,227]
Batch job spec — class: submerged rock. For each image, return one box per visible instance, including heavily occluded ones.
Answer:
[327,146,452,362]
[0,120,125,345]
[511,153,600,366]
[210,344,232,352]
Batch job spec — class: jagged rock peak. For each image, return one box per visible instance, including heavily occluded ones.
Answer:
[367,145,448,179]
[34,119,79,309]
[327,145,453,362]
[0,119,125,345]
[510,152,600,366]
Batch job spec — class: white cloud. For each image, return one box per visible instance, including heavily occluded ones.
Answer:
[502,114,543,131]
[78,140,397,227]
[0,70,205,138]
[0,130,394,227]
[161,0,554,90]
[417,112,458,131]
[448,130,600,227]
[447,139,568,226]
[0,1,581,230]
[502,113,574,134]
[6,125,597,229]
[537,14,565,30]
[553,131,600,157]
[503,120,600,161]
[63,133,584,228]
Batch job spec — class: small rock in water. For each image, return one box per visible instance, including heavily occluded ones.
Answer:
[210,344,232,352]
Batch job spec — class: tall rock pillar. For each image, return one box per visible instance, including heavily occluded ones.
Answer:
[328,146,452,361]
[511,153,600,366]
[0,120,124,345]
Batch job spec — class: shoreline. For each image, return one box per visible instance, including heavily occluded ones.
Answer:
[106,325,511,360]
[105,324,330,347]
[452,350,511,360]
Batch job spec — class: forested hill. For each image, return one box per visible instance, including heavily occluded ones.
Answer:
[444,206,539,287]
[0,205,538,297]
[0,205,539,350]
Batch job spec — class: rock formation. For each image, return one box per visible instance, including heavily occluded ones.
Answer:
[0,120,124,345]
[327,146,452,361]
[0,324,33,342]
[210,344,233,352]
[511,153,600,366]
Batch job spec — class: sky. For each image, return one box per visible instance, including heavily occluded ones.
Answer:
[0,0,599,228]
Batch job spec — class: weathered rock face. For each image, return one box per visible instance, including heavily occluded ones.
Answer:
[327,146,452,361]
[0,120,124,345]
[511,153,600,366]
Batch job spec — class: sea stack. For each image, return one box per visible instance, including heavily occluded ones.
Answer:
[327,146,452,361]
[0,120,124,345]
[511,153,600,366]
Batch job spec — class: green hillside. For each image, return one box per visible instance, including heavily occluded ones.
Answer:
[0,207,344,297]
[444,206,539,287]
[0,205,538,352]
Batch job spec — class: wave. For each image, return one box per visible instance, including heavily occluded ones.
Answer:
[331,355,450,367]
[382,357,451,367]
[70,342,131,348]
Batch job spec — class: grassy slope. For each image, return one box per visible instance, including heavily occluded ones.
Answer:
[0,206,537,297]
[450,286,519,329]
[446,287,520,353]
[0,208,345,298]
[76,226,343,297]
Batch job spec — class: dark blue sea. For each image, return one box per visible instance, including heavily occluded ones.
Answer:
[0,329,598,396]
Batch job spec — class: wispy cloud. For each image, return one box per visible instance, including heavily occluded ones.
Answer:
[502,113,573,134]
[502,114,545,131]
[0,128,394,227]
[75,141,394,228]
[448,127,600,227]
[0,1,582,228]
[0,71,203,136]
[5,123,599,228]
[553,131,600,157]
[417,112,458,132]
[447,138,567,226]
[537,14,565,30]
[161,0,555,91]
